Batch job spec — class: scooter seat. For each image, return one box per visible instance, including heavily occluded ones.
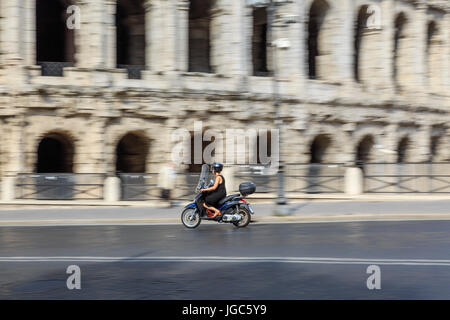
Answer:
[217,194,241,207]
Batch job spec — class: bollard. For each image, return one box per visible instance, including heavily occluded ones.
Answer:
[1,176,17,201]
[104,176,121,202]
[345,167,364,195]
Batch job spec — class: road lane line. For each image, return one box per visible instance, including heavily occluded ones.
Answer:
[1,256,450,266]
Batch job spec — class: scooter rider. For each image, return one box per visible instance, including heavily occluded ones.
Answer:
[200,162,226,218]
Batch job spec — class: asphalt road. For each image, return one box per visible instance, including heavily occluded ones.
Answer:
[1,220,450,299]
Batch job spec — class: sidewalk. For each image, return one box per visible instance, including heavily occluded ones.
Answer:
[0,199,449,226]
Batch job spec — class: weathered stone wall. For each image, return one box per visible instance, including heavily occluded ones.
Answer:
[0,0,447,181]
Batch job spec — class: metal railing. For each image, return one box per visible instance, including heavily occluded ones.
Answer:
[118,173,159,201]
[284,163,345,194]
[362,162,450,193]
[37,61,74,77]
[16,173,106,200]
[117,65,146,79]
[235,163,346,194]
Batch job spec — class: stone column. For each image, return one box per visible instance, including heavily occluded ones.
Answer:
[412,4,428,93]
[85,0,116,69]
[176,0,189,72]
[210,0,244,76]
[1,112,27,201]
[22,0,36,66]
[336,0,355,83]
[144,0,153,71]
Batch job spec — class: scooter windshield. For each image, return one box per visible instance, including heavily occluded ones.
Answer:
[196,164,211,192]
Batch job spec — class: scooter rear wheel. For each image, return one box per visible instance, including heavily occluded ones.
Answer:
[181,207,201,229]
[233,207,251,228]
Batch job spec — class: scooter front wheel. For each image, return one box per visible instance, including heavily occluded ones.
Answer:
[181,207,201,229]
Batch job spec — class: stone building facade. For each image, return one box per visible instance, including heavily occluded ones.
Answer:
[0,0,448,198]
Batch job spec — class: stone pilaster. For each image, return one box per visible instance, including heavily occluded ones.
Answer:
[379,0,395,94]
[412,3,428,93]
[336,0,355,83]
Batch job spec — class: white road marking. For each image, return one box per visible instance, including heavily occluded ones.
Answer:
[1,256,450,266]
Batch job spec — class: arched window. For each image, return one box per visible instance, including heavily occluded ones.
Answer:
[307,0,330,79]
[393,13,408,91]
[36,0,75,76]
[252,7,269,76]
[116,0,146,79]
[189,0,212,73]
[354,5,371,82]
[426,21,442,92]
[116,133,149,173]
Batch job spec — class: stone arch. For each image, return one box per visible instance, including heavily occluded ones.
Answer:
[36,0,75,74]
[309,134,332,163]
[115,131,150,173]
[397,135,411,163]
[36,131,75,173]
[307,0,331,79]
[354,5,370,82]
[393,12,412,92]
[116,0,146,78]
[189,0,212,73]
[426,20,442,92]
[356,134,375,168]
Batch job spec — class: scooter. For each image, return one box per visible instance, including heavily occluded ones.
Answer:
[181,164,256,229]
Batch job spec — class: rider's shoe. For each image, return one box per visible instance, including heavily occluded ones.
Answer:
[210,211,221,218]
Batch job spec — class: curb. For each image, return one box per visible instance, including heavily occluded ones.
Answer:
[1,213,450,227]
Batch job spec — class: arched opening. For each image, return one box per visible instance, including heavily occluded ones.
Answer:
[115,133,149,173]
[393,13,408,91]
[354,5,371,82]
[252,7,269,76]
[307,0,330,79]
[116,0,146,79]
[430,135,441,162]
[36,0,75,76]
[36,133,74,173]
[426,20,441,91]
[310,134,331,163]
[189,0,212,73]
[397,136,410,163]
[356,135,374,170]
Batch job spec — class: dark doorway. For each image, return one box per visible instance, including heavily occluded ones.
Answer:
[310,134,331,163]
[116,133,149,173]
[356,135,374,171]
[397,136,410,163]
[36,134,74,173]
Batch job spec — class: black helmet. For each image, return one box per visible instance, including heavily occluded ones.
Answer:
[211,162,223,173]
